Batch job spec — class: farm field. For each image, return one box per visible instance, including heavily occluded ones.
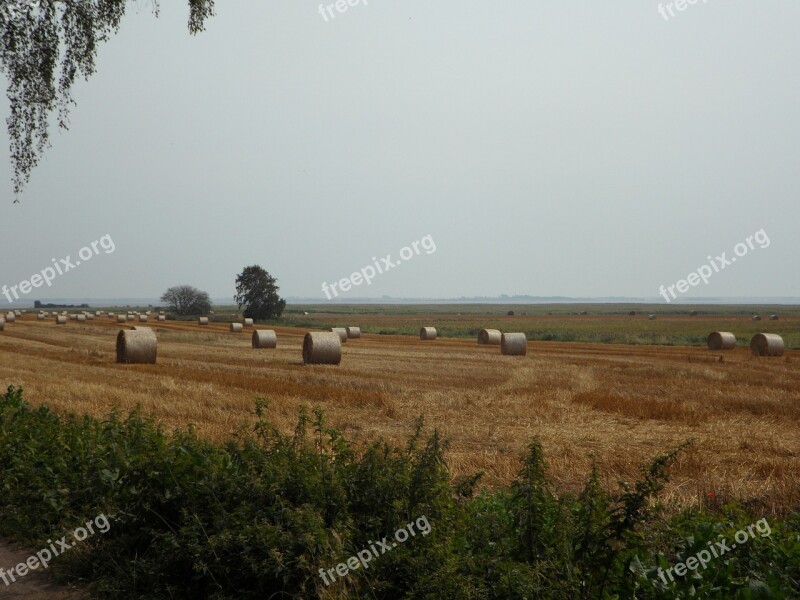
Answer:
[1,306,799,516]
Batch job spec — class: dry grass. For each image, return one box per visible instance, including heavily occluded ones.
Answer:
[1,314,799,515]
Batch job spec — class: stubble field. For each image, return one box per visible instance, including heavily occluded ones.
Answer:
[1,307,799,516]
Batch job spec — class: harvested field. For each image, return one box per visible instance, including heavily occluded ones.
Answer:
[1,311,799,515]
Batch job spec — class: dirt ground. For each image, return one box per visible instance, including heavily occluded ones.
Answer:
[0,541,87,599]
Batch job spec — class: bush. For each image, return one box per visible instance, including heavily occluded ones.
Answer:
[0,386,797,599]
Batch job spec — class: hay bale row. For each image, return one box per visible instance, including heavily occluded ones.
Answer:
[420,327,437,340]
[751,333,784,357]
[478,328,501,345]
[501,332,527,356]
[707,332,736,350]
[116,327,157,364]
[303,332,341,365]
[252,330,277,349]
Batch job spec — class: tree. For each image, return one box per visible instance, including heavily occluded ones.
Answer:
[234,266,286,321]
[0,0,214,200]
[161,285,211,316]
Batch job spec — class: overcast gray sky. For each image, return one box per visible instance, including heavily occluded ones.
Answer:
[1,0,798,303]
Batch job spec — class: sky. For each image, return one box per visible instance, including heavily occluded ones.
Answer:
[1,0,799,304]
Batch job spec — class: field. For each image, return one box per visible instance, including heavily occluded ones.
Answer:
[2,305,799,515]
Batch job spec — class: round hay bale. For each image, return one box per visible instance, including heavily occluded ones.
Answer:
[303,332,341,365]
[108,312,115,317]
[14,310,21,316]
[116,327,157,364]
[5,312,15,323]
[77,315,86,322]
[752,315,761,321]
[507,310,515,316]
[159,311,165,315]
[37,314,45,320]
[707,332,736,350]
[769,315,779,321]
[116,315,126,323]
[478,328,501,345]
[331,328,348,343]
[127,315,135,321]
[501,332,527,356]
[199,317,209,325]
[303,311,309,315]
[69,314,78,321]
[346,326,361,339]
[96,311,102,316]
[750,333,784,357]
[230,323,243,333]
[252,330,277,349]
[86,314,94,320]
[55,316,66,325]
[157,315,166,321]
[139,315,148,323]
[243,318,254,327]
[420,327,437,340]
[647,314,656,320]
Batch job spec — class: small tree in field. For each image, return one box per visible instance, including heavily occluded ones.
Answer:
[161,285,212,316]
[234,266,286,320]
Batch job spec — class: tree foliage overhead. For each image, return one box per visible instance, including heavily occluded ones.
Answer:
[0,0,214,200]
[161,284,212,316]
[234,265,286,321]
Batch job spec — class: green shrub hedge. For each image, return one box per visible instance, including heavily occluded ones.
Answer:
[0,385,797,598]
